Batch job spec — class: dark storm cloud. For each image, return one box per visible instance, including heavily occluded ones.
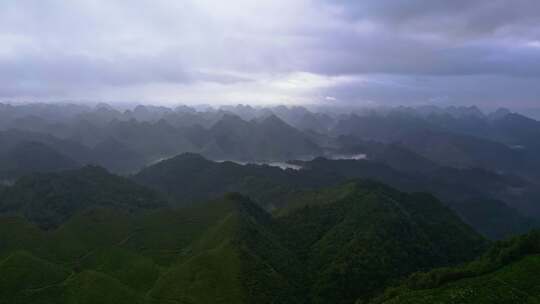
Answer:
[327,0,540,38]
[307,35,540,77]
[304,0,540,107]
[307,0,540,77]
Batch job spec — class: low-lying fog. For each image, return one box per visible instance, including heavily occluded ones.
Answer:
[215,153,368,171]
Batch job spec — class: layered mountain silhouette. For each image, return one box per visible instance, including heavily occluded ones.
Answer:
[3,103,540,181]
[201,114,320,160]
[1,103,540,303]
[135,153,539,239]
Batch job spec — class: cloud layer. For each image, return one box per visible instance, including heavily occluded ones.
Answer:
[1,0,539,108]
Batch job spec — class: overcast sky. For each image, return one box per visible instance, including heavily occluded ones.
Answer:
[1,0,540,108]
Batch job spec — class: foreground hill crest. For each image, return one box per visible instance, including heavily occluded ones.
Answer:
[0,177,485,304]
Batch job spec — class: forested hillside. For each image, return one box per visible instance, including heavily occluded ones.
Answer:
[0,179,486,303]
[371,230,540,304]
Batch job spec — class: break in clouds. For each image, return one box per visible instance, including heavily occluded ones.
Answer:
[1,0,540,108]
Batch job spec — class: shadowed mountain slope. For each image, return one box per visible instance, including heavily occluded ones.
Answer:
[0,141,80,179]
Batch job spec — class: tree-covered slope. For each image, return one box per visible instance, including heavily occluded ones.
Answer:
[149,193,302,304]
[0,250,71,303]
[277,181,485,303]
[0,194,301,304]
[372,230,540,304]
[0,166,166,228]
[0,181,487,304]
[293,157,540,239]
[136,152,538,240]
[133,153,333,207]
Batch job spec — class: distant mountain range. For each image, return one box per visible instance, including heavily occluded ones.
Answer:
[1,102,540,303]
[2,103,540,176]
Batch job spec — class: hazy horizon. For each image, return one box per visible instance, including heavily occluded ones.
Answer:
[2,100,540,119]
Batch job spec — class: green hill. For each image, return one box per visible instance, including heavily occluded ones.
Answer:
[135,153,539,240]
[0,251,71,303]
[277,181,485,303]
[372,230,540,304]
[0,166,166,228]
[0,180,487,304]
[11,269,146,304]
[148,193,302,304]
[0,194,302,304]
[133,153,328,207]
